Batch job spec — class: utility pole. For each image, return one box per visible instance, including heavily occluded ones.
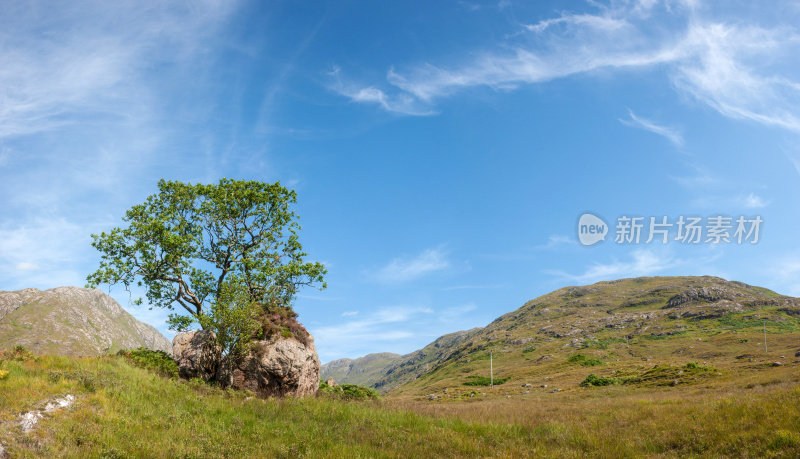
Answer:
[764,319,768,353]
[490,351,493,389]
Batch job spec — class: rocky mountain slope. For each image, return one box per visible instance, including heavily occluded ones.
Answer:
[329,276,800,394]
[0,287,172,355]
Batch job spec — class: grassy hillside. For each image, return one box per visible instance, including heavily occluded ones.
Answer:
[376,276,800,397]
[0,348,798,457]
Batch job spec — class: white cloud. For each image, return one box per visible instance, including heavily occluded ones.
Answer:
[620,109,684,146]
[672,21,800,133]
[443,284,503,291]
[438,303,477,323]
[15,262,39,271]
[0,0,241,298]
[669,164,720,189]
[743,193,769,209]
[332,1,800,135]
[770,258,800,296]
[0,0,237,141]
[535,234,577,250]
[787,155,800,177]
[546,248,721,284]
[341,311,359,317]
[375,247,450,283]
[311,306,434,359]
[0,218,89,288]
[327,66,435,116]
[524,13,630,34]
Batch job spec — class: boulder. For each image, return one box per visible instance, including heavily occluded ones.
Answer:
[217,335,320,398]
[172,330,222,381]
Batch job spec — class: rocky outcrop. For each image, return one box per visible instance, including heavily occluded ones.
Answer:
[172,330,222,381]
[171,331,320,398]
[665,286,738,308]
[0,287,172,355]
[218,336,320,398]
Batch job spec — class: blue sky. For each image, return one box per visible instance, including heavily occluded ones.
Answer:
[2,0,800,362]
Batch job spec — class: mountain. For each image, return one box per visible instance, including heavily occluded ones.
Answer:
[329,276,800,395]
[321,352,402,387]
[320,330,482,392]
[0,286,172,356]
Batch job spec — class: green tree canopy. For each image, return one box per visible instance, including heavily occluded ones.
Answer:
[86,178,326,333]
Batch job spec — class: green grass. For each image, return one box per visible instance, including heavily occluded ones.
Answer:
[580,362,720,388]
[318,381,379,400]
[116,348,178,377]
[717,314,800,332]
[580,373,619,387]
[568,354,604,367]
[0,352,538,457]
[581,338,625,350]
[463,375,510,386]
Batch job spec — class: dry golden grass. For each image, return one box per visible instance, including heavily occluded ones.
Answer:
[389,376,800,457]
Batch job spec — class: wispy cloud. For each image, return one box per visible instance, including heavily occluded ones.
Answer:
[535,234,577,250]
[0,0,240,296]
[443,284,504,291]
[374,246,450,283]
[0,217,89,289]
[311,306,434,359]
[669,164,720,189]
[0,0,236,141]
[341,311,359,317]
[673,21,800,133]
[524,13,630,34]
[770,257,800,296]
[438,303,477,323]
[620,109,684,146]
[545,248,722,284]
[331,1,800,135]
[742,193,769,209]
[328,66,435,116]
[15,262,39,271]
[787,154,800,178]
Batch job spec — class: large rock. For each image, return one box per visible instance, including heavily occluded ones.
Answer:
[172,330,222,381]
[172,330,320,398]
[218,336,320,398]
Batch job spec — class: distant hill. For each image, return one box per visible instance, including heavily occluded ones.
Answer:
[321,352,402,387]
[0,286,172,355]
[328,276,800,395]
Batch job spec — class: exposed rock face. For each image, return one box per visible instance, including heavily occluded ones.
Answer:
[665,286,739,308]
[0,287,171,355]
[218,336,320,398]
[172,330,222,381]
[172,330,320,398]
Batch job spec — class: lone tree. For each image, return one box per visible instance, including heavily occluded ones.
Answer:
[86,178,326,352]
